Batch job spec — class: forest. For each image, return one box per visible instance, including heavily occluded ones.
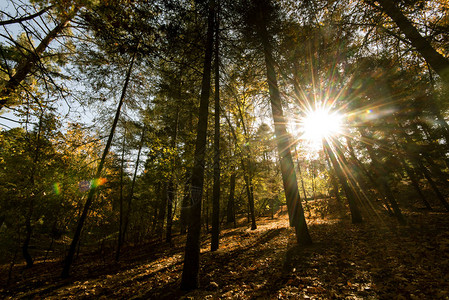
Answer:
[1,0,449,298]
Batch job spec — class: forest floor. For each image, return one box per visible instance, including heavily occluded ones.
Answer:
[1,202,449,299]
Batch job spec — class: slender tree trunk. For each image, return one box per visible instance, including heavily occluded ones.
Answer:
[311,162,316,200]
[22,216,33,268]
[156,183,167,240]
[166,181,175,244]
[179,177,190,235]
[296,156,308,201]
[181,0,214,290]
[323,139,363,223]
[227,168,236,225]
[418,160,449,211]
[0,215,5,231]
[116,134,126,262]
[346,138,392,214]
[122,125,145,245]
[359,129,406,224]
[255,3,311,245]
[22,111,45,268]
[0,7,79,110]
[392,135,432,210]
[373,0,449,83]
[211,5,220,251]
[61,51,136,278]
[244,172,257,230]
[395,123,449,211]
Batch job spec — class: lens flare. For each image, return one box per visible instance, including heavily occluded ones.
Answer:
[91,177,107,188]
[53,183,61,195]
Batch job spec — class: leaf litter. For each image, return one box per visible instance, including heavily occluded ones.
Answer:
[1,203,449,299]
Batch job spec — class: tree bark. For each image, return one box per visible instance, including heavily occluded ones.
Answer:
[244,171,257,230]
[211,5,220,251]
[226,169,236,225]
[180,0,215,290]
[179,177,190,235]
[166,112,179,245]
[116,133,126,262]
[118,125,145,259]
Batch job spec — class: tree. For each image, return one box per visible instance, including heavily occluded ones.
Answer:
[211,3,221,252]
[61,50,137,278]
[323,138,363,223]
[250,0,312,245]
[367,0,449,83]
[0,4,80,110]
[180,0,215,290]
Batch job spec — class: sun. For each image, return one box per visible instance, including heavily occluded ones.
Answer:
[298,107,343,148]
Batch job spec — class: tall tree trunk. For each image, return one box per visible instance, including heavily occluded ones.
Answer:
[116,133,126,262]
[296,155,308,201]
[372,0,449,83]
[61,51,136,278]
[166,181,175,244]
[22,215,33,268]
[180,0,214,290]
[118,125,145,259]
[22,111,45,268]
[211,5,221,251]
[223,111,256,229]
[0,7,79,110]
[156,183,167,240]
[179,177,190,235]
[227,168,236,225]
[166,111,179,245]
[244,172,257,230]
[255,3,312,245]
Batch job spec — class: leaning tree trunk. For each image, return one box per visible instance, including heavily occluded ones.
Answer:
[391,134,432,210]
[359,129,406,224]
[323,139,363,223]
[61,51,136,278]
[180,0,215,290]
[372,0,449,83]
[255,2,311,245]
[346,138,394,214]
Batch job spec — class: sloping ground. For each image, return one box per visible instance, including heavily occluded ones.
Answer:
[1,206,449,299]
